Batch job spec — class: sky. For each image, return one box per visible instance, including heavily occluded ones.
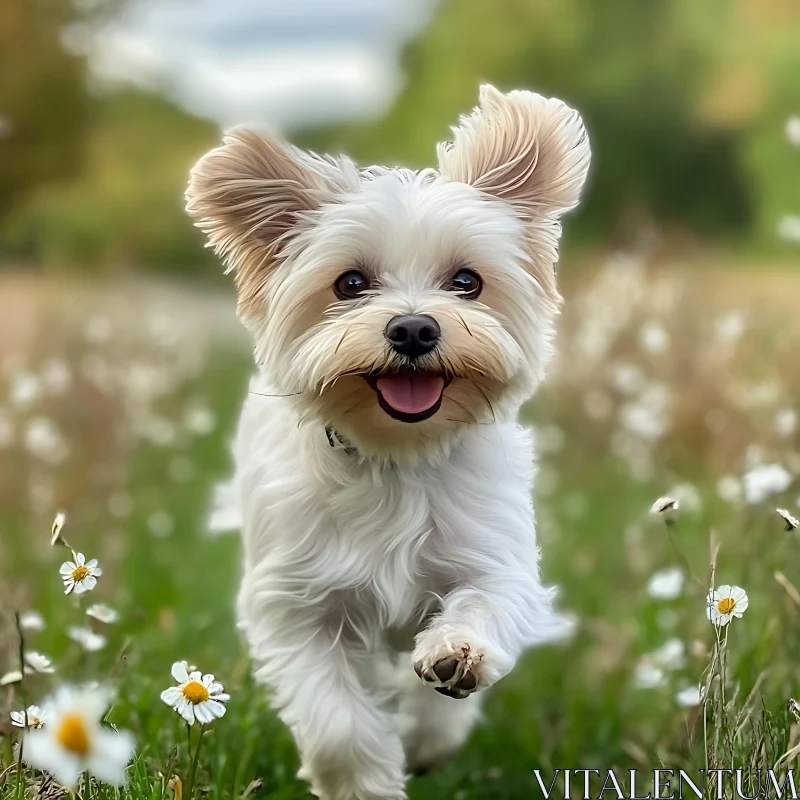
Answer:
[86,0,436,131]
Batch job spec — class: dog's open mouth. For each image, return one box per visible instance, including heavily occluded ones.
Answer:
[364,370,448,423]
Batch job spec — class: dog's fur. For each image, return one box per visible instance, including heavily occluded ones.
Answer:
[186,85,590,800]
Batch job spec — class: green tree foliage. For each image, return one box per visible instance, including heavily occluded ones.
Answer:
[0,88,219,273]
[298,0,755,241]
[0,0,91,217]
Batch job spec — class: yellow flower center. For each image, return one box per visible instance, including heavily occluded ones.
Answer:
[71,565,90,582]
[182,681,209,705]
[55,712,90,756]
[717,597,736,614]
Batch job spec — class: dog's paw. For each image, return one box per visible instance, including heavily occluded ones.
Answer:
[413,640,490,699]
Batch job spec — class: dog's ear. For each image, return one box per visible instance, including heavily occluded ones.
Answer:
[186,129,351,319]
[437,85,590,218]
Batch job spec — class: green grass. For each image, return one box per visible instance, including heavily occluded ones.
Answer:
[2,266,800,799]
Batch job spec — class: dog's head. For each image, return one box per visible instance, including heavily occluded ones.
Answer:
[187,85,590,460]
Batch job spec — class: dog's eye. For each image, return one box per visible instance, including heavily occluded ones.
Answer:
[447,269,482,300]
[334,270,370,300]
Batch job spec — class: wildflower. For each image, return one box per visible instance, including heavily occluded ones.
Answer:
[742,463,792,504]
[51,512,67,547]
[20,610,46,632]
[68,627,107,652]
[778,508,800,531]
[647,567,684,600]
[650,496,679,517]
[86,604,118,624]
[185,406,216,436]
[11,705,47,729]
[639,320,670,355]
[24,417,68,465]
[24,685,134,788]
[10,372,40,407]
[25,651,55,674]
[787,116,800,147]
[161,661,229,725]
[717,475,742,503]
[60,552,102,595]
[610,362,645,395]
[676,685,704,708]
[778,215,800,244]
[775,409,798,438]
[633,662,665,689]
[642,638,687,672]
[1,671,23,686]
[707,585,749,627]
[714,311,745,344]
[41,359,72,394]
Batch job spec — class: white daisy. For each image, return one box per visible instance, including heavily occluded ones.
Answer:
[20,610,46,632]
[633,662,666,689]
[24,685,134,788]
[778,509,800,531]
[647,567,684,600]
[67,627,107,652]
[25,651,55,674]
[650,496,679,517]
[650,638,686,671]
[1,670,23,686]
[787,116,800,147]
[160,661,229,725]
[676,685,704,708]
[51,512,67,547]
[743,463,792,504]
[11,704,47,729]
[86,604,118,624]
[707,585,749,627]
[60,552,102,595]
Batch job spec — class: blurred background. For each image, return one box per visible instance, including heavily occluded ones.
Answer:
[2,2,800,798]
[1,0,799,272]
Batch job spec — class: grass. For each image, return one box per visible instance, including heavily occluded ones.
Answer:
[2,257,800,799]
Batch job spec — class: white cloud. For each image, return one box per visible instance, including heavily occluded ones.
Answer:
[86,0,435,129]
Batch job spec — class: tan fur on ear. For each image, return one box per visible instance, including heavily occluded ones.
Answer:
[186,129,353,319]
[437,84,590,217]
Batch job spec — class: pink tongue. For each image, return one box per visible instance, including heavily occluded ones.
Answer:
[376,373,445,414]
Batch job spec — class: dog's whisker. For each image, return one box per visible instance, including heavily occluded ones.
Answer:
[250,389,306,398]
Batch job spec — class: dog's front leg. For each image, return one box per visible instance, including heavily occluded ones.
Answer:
[249,610,407,800]
[412,570,565,699]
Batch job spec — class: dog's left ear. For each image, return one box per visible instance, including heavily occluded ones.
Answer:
[186,129,353,320]
[438,85,590,218]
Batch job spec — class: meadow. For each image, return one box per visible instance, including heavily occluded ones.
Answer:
[2,249,800,800]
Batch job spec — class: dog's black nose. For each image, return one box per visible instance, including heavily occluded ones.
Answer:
[385,315,440,357]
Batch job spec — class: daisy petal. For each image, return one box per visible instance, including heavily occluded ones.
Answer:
[60,562,76,575]
[205,699,226,719]
[171,661,189,683]
[160,687,182,706]
[194,703,212,724]
[178,698,195,725]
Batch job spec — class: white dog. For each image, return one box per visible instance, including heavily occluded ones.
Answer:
[186,85,590,800]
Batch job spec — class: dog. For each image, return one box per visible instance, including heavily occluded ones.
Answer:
[186,85,590,800]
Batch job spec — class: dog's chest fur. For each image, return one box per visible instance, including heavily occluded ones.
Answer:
[234,379,538,634]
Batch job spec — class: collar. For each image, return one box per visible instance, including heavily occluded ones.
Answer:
[325,426,358,456]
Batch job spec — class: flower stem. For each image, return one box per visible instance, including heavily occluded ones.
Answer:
[14,611,26,800]
[187,725,204,800]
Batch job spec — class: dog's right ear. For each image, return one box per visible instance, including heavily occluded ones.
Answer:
[186,129,352,319]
